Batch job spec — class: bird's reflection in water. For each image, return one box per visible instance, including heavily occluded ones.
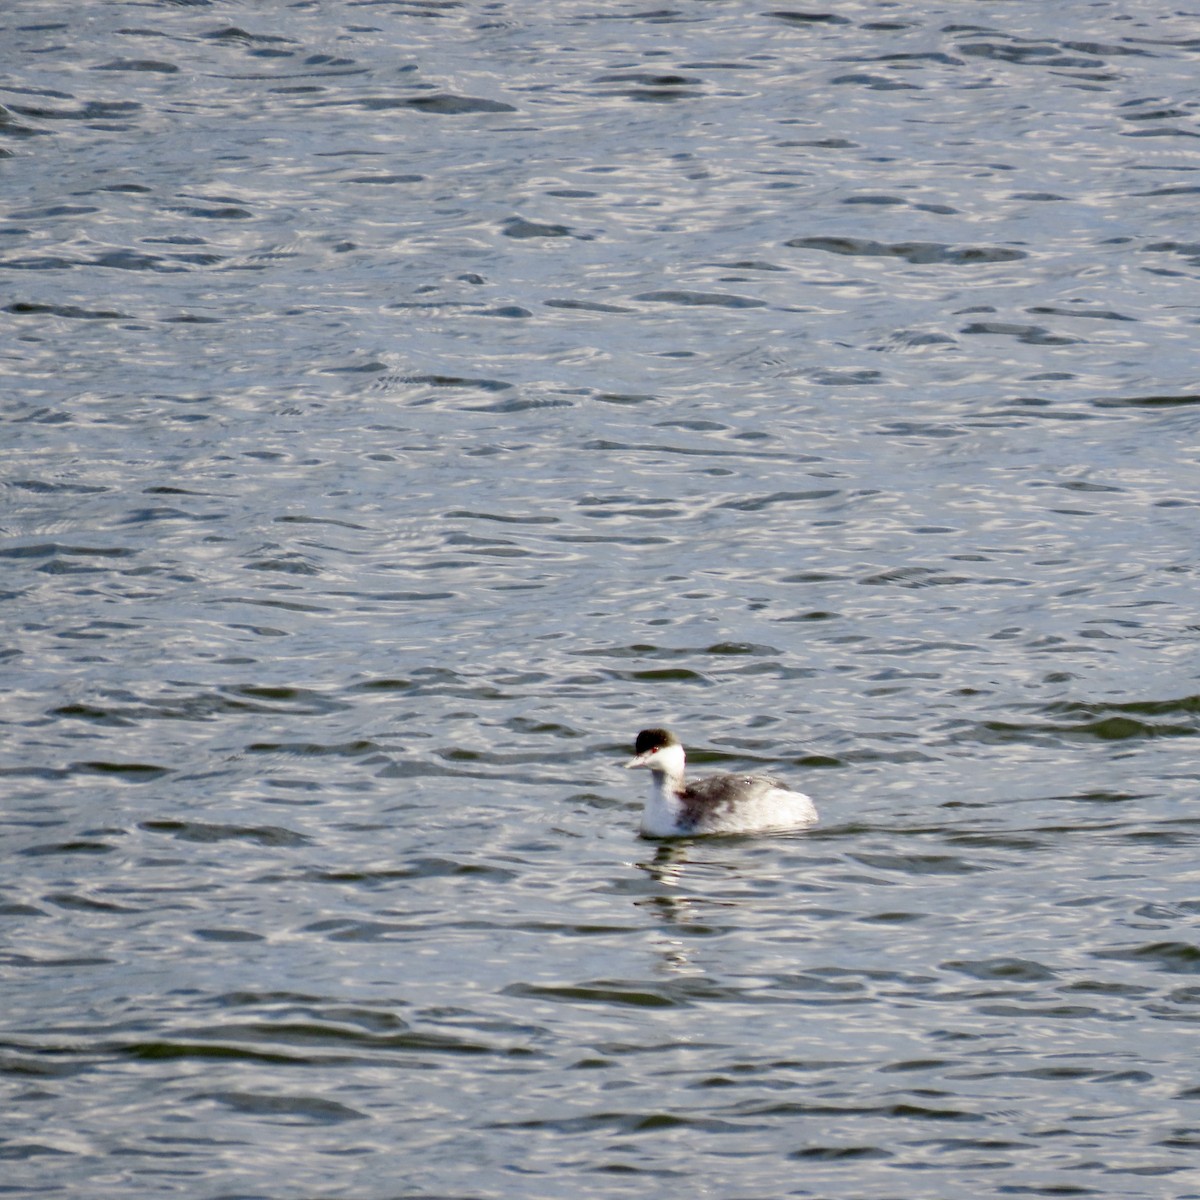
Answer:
[641,840,690,885]
[633,840,747,934]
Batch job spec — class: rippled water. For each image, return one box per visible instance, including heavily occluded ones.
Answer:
[3,1,1200,1196]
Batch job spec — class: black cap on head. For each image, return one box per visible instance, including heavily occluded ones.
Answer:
[634,728,678,754]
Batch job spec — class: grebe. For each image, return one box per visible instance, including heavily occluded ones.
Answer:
[626,727,818,837]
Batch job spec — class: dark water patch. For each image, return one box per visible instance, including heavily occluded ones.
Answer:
[595,72,702,88]
[970,1064,1120,1082]
[791,1144,894,1160]
[597,73,705,102]
[122,1041,309,1067]
[461,390,573,412]
[140,820,309,848]
[858,910,929,925]
[9,478,109,495]
[6,99,141,125]
[767,11,853,27]
[706,641,779,657]
[92,59,180,74]
[361,93,516,115]
[0,1048,99,1081]
[1059,979,1154,998]
[322,359,388,375]
[3,953,113,970]
[878,1058,956,1074]
[169,201,253,221]
[843,193,907,207]
[223,684,350,715]
[705,258,789,273]
[767,970,885,999]
[0,765,71,789]
[1093,391,1200,409]
[274,513,368,530]
[611,664,711,684]
[8,203,97,220]
[1126,119,1199,135]
[1047,696,1200,722]
[574,494,689,517]
[502,216,589,240]
[44,891,135,914]
[859,565,975,588]
[295,856,518,886]
[480,309,532,324]
[583,439,788,462]
[352,676,416,693]
[50,685,344,725]
[1061,40,1155,58]
[545,298,635,314]
[805,367,885,385]
[506,920,639,938]
[957,39,1108,68]
[880,328,958,349]
[974,1002,1120,1020]
[830,72,921,91]
[1092,942,1200,974]
[1027,305,1137,322]
[719,489,838,511]
[213,990,331,1010]
[787,236,1028,265]
[120,503,219,524]
[124,1017,509,1065]
[1143,241,1200,266]
[0,103,49,138]
[944,831,1055,853]
[0,1142,71,1163]
[741,1098,986,1122]
[1160,1131,1200,1148]
[849,853,985,876]
[213,988,396,1027]
[71,761,169,781]
[444,510,559,525]
[49,703,134,728]
[962,321,1081,345]
[7,300,130,319]
[193,1091,366,1124]
[203,26,297,47]
[853,637,978,658]
[18,840,115,858]
[851,51,966,69]
[982,706,1197,744]
[342,173,424,185]
[635,290,766,308]
[244,553,320,575]
[505,979,725,1009]
[492,1109,749,1136]
[1040,478,1122,494]
[586,641,779,662]
[194,928,264,943]
[945,958,1057,983]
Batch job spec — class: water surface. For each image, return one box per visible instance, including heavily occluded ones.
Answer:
[2,2,1199,1197]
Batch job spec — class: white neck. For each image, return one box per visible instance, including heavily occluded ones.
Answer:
[639,744,687,836]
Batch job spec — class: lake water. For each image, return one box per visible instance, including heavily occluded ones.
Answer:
[3,1,1200,1196]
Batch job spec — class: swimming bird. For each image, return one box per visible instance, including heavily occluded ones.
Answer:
[625,727,818,837]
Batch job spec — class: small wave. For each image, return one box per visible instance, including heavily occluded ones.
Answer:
[361,92,516,115]
[787,236,1028,265]
[140,819,309,847]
